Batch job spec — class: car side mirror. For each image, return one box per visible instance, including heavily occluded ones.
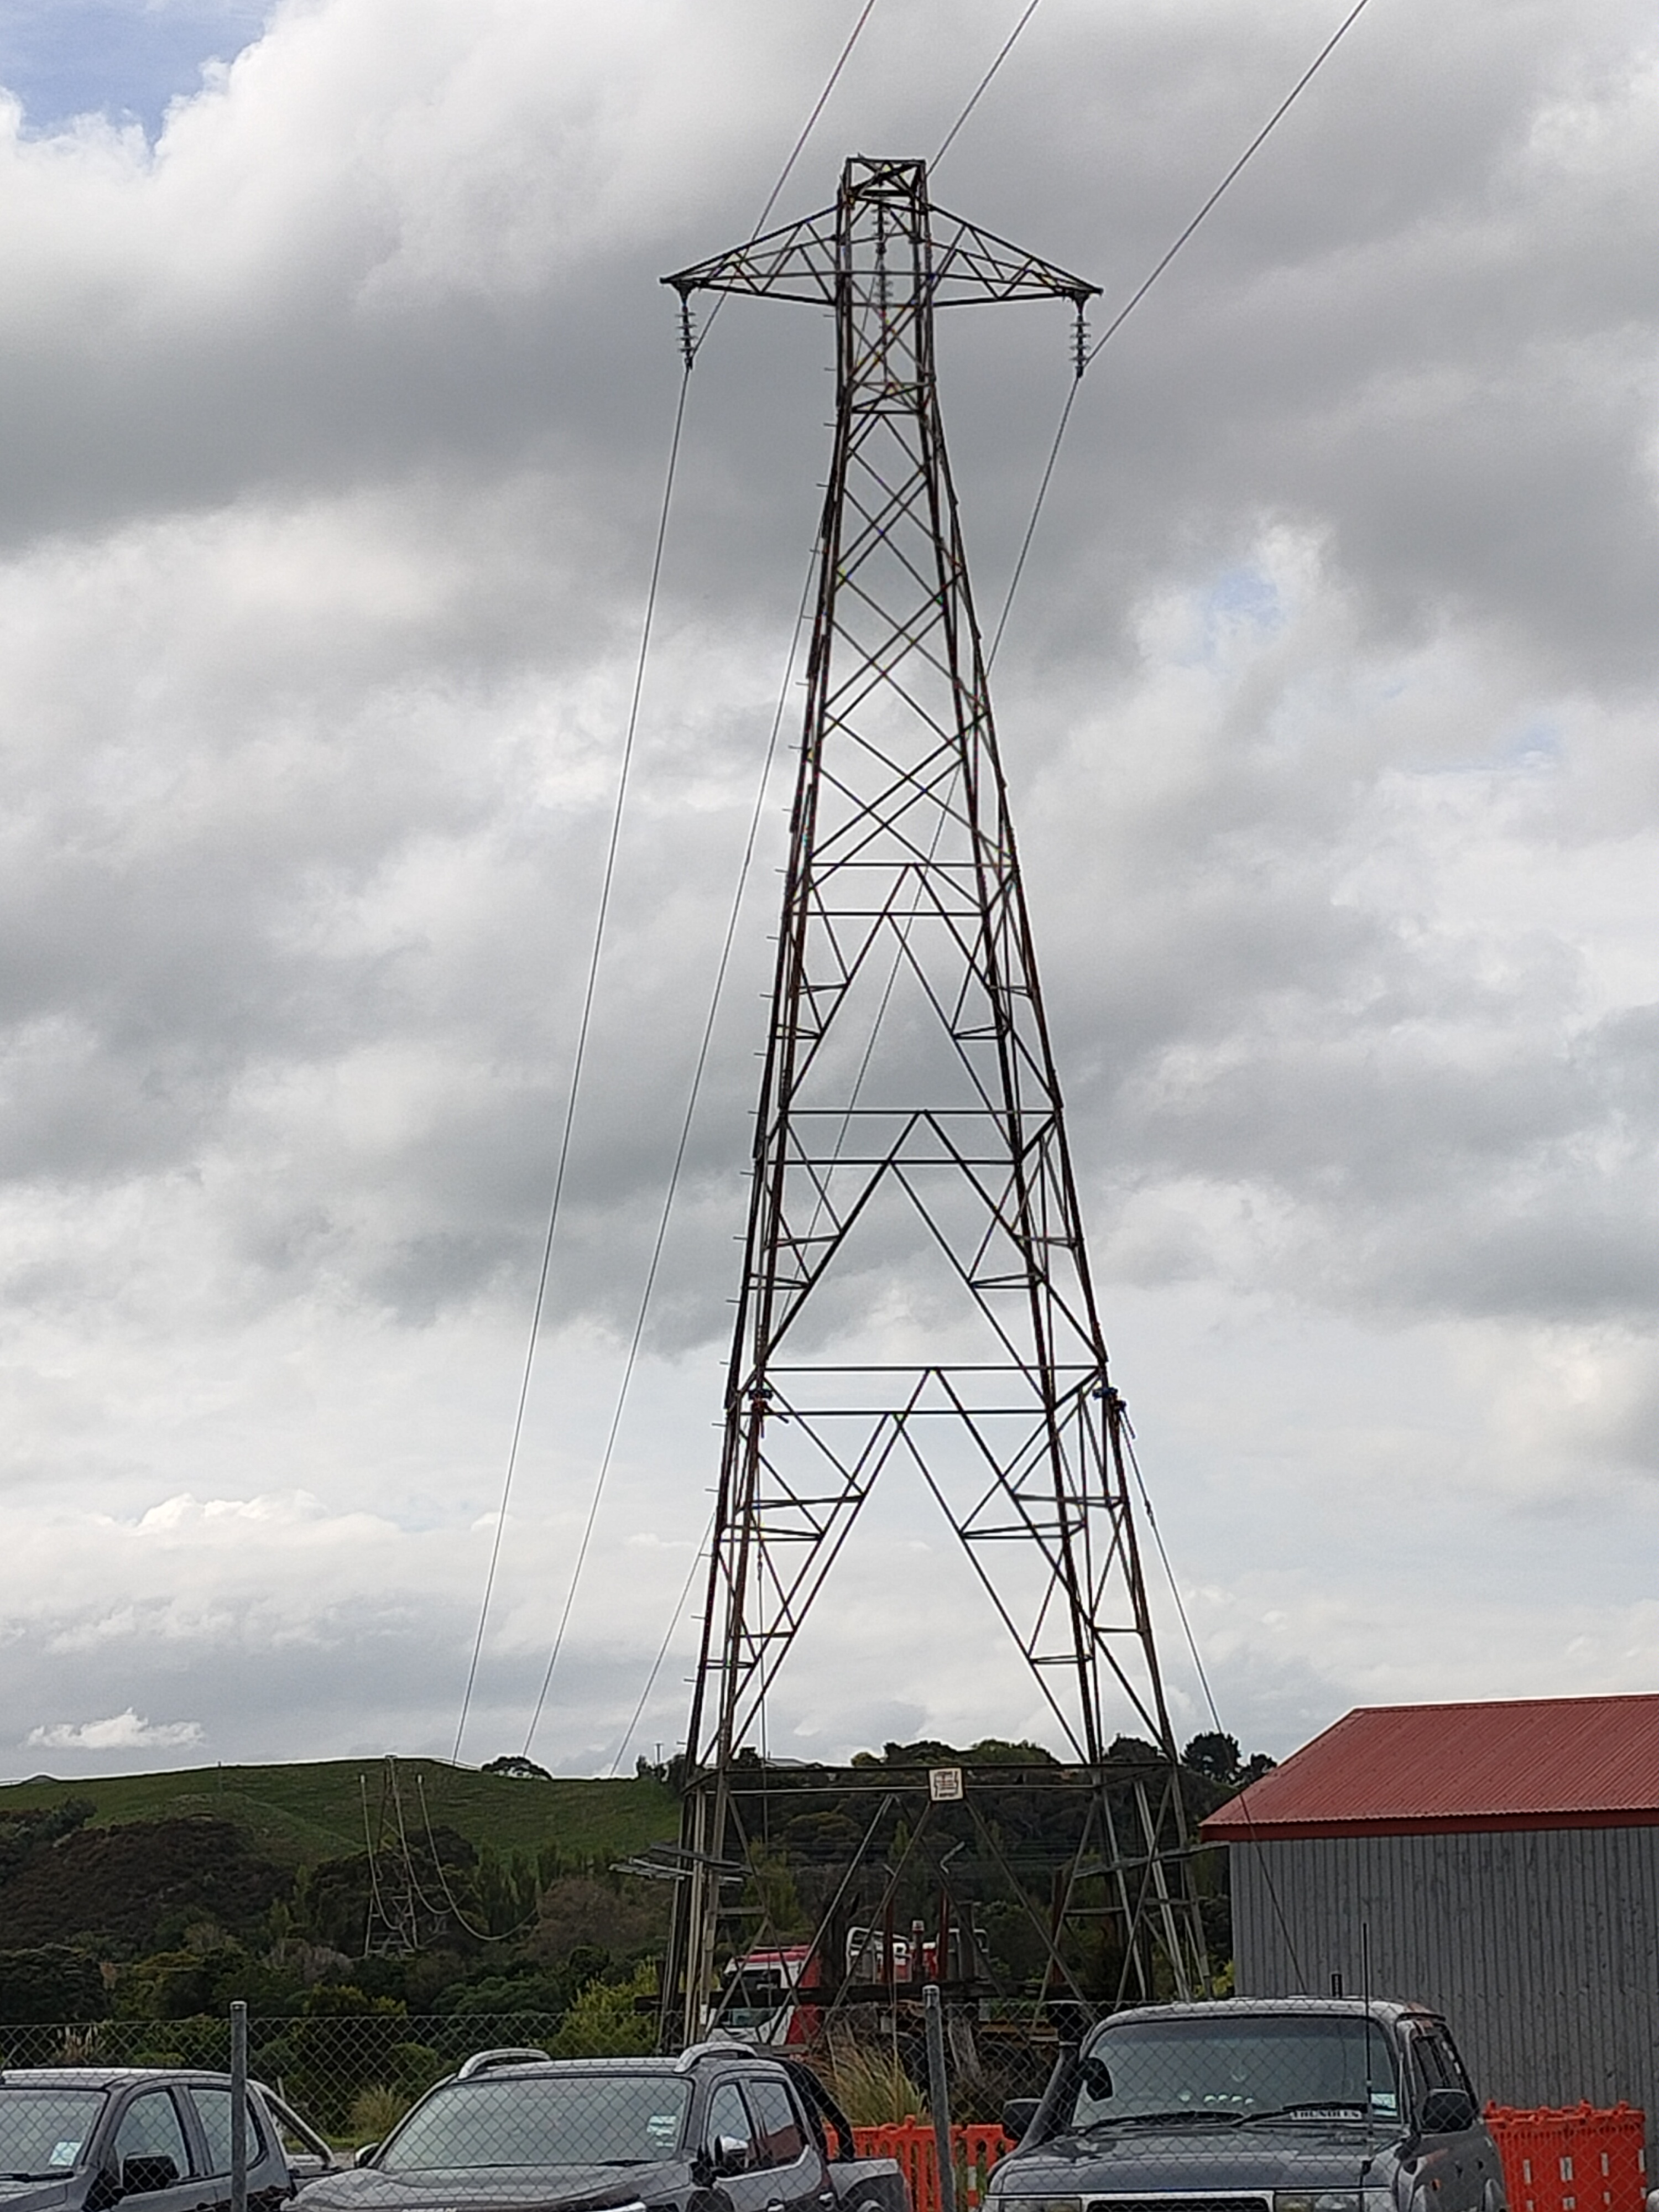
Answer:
[121,2157,180,2197]
[353,2145,380,2168]
[713,2135,752,2177]
[1420,2090,1476,2136]
[1002,2100,1039,2141]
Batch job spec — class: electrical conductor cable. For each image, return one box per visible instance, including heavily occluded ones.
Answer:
[933,0,1045,169]
[458,7,883,1766]
[520,546,820,1759]
[452,358,692,1766]
[989,0,1379,655]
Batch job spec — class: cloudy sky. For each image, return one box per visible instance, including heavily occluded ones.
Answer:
[0,0,1655,1782]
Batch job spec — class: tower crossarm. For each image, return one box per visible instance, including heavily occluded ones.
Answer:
[664,156,1099,312]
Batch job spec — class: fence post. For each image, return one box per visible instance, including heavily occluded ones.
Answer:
[230,2000,248,2212]
[924,1985,957,2212]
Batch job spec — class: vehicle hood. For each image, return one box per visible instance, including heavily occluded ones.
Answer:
[0,2185,74,2212]
[997,2124,1402,2194]
[301,2161,688,2212]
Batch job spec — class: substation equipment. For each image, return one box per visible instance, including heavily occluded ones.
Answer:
[651,156,1212,2054]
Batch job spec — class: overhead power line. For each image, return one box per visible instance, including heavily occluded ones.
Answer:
[606,1507,716,1778]
[520,549,818,1760]
[933,0,1044,168]
[452,3,881,1768]
[452,359,692,1768]
[1085,0,1375,373]
[992,0,1378,651]
[692,0,881,362]
[1120,1417,1306,1983]
[758,0,880,234]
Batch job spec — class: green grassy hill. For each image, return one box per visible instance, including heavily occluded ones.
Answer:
[0,1759,678,1871]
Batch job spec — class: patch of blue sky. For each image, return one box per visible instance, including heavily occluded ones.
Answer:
[1503,717,1562,768]
[1204,565,1284,629]
[1417,717,1564,780]
[0,0,267,140]
[1173,561,1286,668]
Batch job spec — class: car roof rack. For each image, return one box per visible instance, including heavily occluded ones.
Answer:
[456,2047,553,2079]
[674,2037,748,2071]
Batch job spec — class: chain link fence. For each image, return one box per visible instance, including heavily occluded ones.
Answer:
[779,2005,1057,2126]
[0,2004,1067,2145]
[0,2002,1410,2152]
[0,2014,566,2144]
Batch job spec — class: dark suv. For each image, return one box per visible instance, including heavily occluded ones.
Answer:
[301,2044,908,2212]
[0,2068,314,2212]
[991,1998,1505,2212]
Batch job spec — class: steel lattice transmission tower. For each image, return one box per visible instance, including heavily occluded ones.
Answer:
[657,158,1208,2046]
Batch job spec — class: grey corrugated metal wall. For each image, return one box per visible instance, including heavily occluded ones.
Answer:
[1230,1825,1659,2161]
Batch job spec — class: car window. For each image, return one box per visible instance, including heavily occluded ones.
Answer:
[379,2075,691,2170]
[745,2080,806,2167]
[1412,2030,1474,2116]
[189,2090,268,2176]
[705,2083,753,2168]
[0,2088,107,2179]
[1423,2030,1474,2101]
[1412,2033,1452,2094]
[113,2093,194,2183]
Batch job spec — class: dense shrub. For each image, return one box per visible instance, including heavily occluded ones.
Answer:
[0,1946,107,2022]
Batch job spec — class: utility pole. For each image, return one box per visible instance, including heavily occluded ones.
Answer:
[658,156,1208,2050]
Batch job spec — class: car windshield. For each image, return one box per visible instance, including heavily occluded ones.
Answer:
[379,2075,692,2170]
[1073,2015,1400,2126]
[0,2089,107,2180]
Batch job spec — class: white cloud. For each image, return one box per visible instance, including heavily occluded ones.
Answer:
[29,1708,205,1752]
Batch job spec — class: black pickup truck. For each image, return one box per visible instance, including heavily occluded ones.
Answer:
[300,2044,909,2212]
[992,1999,1505,2212]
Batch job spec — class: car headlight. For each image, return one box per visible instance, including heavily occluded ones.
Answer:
[1275,2194,1368,2212]
[989,2197,1082,2212]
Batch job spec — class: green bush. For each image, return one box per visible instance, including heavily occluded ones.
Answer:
[348,2085,413,2146]
[550,1964,655,2058]
[0,1947,107,2022]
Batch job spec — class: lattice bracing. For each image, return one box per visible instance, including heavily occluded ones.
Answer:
[658,158,1208,2046]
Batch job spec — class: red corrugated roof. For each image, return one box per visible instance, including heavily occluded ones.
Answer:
[1200,1693,1659,1839]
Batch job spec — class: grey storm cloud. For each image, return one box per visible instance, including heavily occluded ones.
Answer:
[0,0,1656,1777]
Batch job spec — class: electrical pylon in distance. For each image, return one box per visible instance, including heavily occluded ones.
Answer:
[659,158,1208,2044]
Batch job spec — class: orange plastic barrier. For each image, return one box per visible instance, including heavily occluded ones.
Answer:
[852,2121,1016,2212]
[1484,2103,1648,2212]
[854,2111,1651,2212]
